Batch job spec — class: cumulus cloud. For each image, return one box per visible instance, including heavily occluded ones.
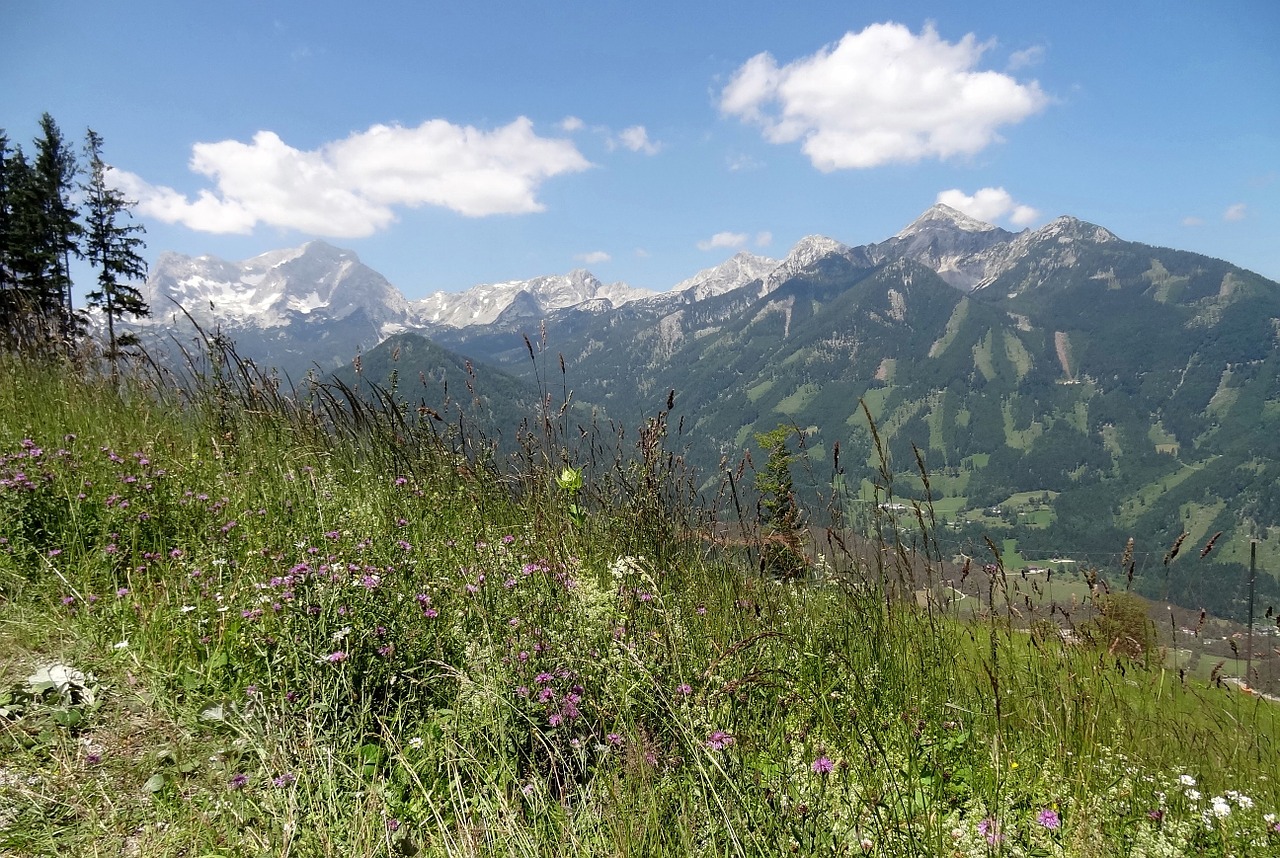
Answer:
[936,187,1040,227]
[720,22,1048,171]
[697,231,749,251]
[611,125,662,155]
[575,250,611,264]
[113,118,592,236]
[560,115,585,132]
[1224,203,1247,222]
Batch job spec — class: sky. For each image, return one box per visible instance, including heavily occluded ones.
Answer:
[3,0,1278,299]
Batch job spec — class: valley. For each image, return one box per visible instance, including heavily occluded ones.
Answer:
[123,204,1280,623]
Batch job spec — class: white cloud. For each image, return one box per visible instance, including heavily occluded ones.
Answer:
[936,187,1040,227]
[697,231,749,251]
[720,22,1048,171]
[560,116,585,132]
[1224,203,1247,222]
[115,118,592,236]
[726,152,764,172]
[575,250,611,264]
[755,231,773,247]
[1182,216,1205,227]
[612,125,662,155]
[1007,45,1045,71]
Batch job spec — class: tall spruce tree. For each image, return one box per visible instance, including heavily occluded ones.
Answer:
[0,138,47,349]
[30,113,83,348]
[82,129,149,371]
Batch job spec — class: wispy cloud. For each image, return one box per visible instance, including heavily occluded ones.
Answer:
[936,187,1040,227]
[112,118,591,236]
[754,231,772,247]
[1006,45,1045,71]
[720,22,1048,171]
[726,152,764,172]
[1224,203,1247,222]
[1181,216,1204,227]
[560,116,585,133]
[575,250,611,264]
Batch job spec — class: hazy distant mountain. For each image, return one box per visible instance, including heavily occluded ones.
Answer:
[143,240,411,332]
[413,269,655,327]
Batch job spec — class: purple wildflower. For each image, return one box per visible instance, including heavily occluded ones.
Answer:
[229,773,249,790]
[326,650,348,663]
[706,730,734,751]
[1037,808,1061,830]
[811,756,834,774]
[978,818,1003,845]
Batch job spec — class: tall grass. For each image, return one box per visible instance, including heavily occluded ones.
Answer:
[1,349,1278,857]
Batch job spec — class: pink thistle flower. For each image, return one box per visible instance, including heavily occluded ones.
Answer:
[326,650,348,663]
[1037,808,1061,830]
[811,756,834,774]
[977,818,1003,845]
[706,730,734,751]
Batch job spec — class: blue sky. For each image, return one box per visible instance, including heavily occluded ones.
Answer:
[3,0,1277,298]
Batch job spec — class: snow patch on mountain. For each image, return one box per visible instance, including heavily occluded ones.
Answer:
[141,241,410,334]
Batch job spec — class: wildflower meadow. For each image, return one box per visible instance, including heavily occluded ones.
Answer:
[1,352,1278,857]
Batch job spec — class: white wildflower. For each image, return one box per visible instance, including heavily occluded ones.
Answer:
[1227,790,1253,810]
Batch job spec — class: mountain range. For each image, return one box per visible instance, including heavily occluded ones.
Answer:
[127,204,1280,619]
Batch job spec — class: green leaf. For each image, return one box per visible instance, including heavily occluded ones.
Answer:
[143,773,167,793]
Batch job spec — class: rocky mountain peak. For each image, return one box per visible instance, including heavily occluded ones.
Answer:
[1033,216,1119,244]
[672,251,779,301]
[894,203,998,239]
[757,236,851,297]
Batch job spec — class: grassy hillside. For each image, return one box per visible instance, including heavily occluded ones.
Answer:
[2,354,1279,857]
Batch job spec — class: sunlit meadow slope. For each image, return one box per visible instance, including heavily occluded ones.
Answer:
[1,354,1278,857]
